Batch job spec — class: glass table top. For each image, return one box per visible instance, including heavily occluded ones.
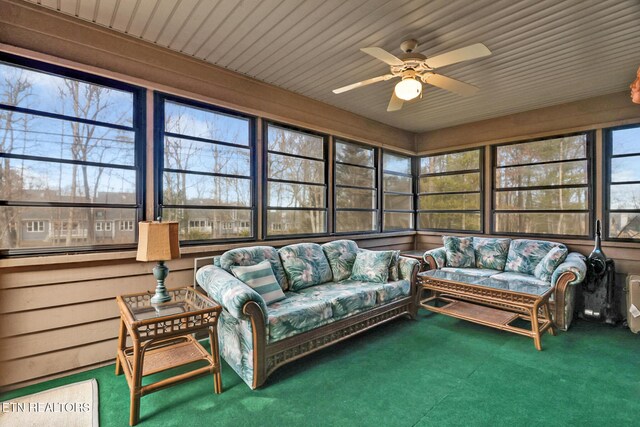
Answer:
[419,269,551,296]
[121,288,217,321]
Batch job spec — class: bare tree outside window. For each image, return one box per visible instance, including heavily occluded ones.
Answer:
[493,134,591,237]
[266,124,327,236]
[160,98,253,241]
[418,149,482,231]
[607,126,640,240]
[0,59,141,254]
[383,152,413,231]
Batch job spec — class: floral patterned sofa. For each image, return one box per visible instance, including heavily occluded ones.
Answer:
[195,240,420,389]
[423,237,587,331]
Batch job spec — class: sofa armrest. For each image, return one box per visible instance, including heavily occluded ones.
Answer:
[423,247,446,270]
[196,265,268,322]
[552,252,587,287]
[398,256,419,281]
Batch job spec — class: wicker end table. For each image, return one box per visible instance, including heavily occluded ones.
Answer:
[115,287,222,426]
[400,250,428,272]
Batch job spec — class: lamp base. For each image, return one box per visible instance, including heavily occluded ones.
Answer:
[151,261,171,304]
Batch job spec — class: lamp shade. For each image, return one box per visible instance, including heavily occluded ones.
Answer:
[136,221,180,262]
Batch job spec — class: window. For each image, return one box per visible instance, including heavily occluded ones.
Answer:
[25,220,45,233]
[605,125,640,240]
[382,151,414,231]
[334,139,378,233]
[119,220,134,231]
[492,133,592,237]
[265,123,327,237]
[418,148,482,232]
[156,94,254,242]
[0,54,144,255]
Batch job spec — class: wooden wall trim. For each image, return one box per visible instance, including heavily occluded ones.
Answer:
[0,0,415,152]
[0,231,416,268]
[416,91,640,154]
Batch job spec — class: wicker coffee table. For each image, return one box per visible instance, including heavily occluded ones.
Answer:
[418,270,556,350]
[115,287,222,426]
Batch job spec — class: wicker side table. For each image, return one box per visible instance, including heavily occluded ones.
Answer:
[115,287,222,426]
[400,250,428,272]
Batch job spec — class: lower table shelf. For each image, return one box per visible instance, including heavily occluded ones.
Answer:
[122,336,212,377]
[435,299,519,326]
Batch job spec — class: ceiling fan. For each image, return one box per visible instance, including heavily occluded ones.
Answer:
[332,39,491,111]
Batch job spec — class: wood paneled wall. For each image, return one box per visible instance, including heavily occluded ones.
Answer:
[0,233,414,390]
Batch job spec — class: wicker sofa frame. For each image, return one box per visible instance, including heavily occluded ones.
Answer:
[194,256,420,389]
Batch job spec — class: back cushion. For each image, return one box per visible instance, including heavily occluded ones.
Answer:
[443,236,475,268]
[220,246,289,291]
[504,239,562,275]
[473,237,511,270]
[279,243,333,291]
[321,240,358,282]
[534,246,569,282]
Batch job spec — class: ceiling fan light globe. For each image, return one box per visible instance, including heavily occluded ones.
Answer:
[394,78,422,101]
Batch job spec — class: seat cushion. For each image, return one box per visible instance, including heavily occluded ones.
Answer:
[490,272,552,288]
[504,239,563,275]
[220,246,289,291]
[267,293,333,343]
[441,267,503,278]
[321,240,358,282]
[443,236,475,268]
[279,243,333,291]
[339,279,412,304]
[350,250,394,283]
[534,246,569,282]
[230,260,286,305]
[473,237,510,270]
[297,282,377,318]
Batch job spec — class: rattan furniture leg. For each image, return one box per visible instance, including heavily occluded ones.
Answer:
[115,287,222,426]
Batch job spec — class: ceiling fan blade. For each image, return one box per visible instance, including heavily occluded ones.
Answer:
[423,73,479,96]
[387,92,404,112]
[361,47,404,66]
[424,43,491,69]
[332,74,395,94]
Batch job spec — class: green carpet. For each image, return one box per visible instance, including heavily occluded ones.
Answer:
[3,314,639,426]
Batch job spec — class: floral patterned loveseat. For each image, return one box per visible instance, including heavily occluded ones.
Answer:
[195,240,420,389]
[423,237,587,331]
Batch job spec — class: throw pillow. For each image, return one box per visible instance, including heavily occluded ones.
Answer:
[534,246,569,282]
[321,240,359,282]
[230,260,286,305]
[504,239,560,275]
[388,250,401,281]
[278,243,333,291]
[473,237,511,270]
[443,236,475,268]
[350,250,395,283]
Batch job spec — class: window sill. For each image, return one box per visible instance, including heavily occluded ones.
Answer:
[0,230,417,268]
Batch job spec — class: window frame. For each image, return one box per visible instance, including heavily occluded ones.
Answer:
[333,137,380,235]
[381,150,415,232]
[0,52,146,257]
[154,92,257,245]
[417,147,484,234]
[604,124,640,242]
[262,120,329,239]
[490,131,595,239]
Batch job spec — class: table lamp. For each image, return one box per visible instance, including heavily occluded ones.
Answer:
[136,219,180,304]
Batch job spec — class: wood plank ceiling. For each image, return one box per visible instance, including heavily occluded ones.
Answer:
[24,0,640,133]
